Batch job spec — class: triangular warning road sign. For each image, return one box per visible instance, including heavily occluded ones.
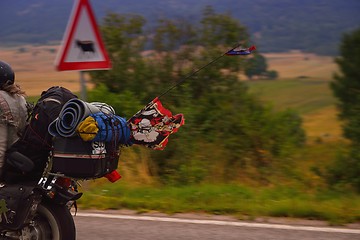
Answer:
[55,0,111,71]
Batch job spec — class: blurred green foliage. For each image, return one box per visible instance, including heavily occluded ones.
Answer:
[87,8,304,185]
[328,28,360,192]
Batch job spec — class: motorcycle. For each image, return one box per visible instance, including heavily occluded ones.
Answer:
[0,136,119,240]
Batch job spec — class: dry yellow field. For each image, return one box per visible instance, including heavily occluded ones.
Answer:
[263,50,337,80]
[302,106,343,142]
[263,51,341,142]
[1,45,83,96]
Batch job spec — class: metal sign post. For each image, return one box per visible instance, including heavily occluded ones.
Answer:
[80,71,87,100]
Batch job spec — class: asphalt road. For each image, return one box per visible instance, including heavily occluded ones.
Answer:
[73,211,360,240]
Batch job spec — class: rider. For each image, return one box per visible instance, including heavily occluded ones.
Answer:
[0,61,28,178]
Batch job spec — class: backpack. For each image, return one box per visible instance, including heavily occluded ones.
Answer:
[6,86,77,180]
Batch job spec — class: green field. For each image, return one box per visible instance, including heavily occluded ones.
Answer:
[247,79,336,115]
[246,78,343,143]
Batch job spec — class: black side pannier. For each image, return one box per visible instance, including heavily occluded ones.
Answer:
[0,184,41,230]
[51,137,119,179]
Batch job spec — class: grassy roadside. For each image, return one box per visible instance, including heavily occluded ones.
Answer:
[78,183,360,225]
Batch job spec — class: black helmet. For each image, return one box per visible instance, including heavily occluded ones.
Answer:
[0,61,15,88]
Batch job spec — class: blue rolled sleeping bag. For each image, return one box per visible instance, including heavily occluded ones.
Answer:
[90,112,132,145]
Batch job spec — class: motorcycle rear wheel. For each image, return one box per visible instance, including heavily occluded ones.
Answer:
[30,202,76,240]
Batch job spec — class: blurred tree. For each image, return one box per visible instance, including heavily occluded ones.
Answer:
[331,28,360,144]
[200,6,248,47]
[244,54,268,80]
[329,28,360,191]
[89,13,150,99]
[263,70,279,80]
[146,18,197,102]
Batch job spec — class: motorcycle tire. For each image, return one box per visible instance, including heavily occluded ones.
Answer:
[31,201,76,240]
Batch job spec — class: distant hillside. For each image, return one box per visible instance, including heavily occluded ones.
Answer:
[0,0,359,55]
